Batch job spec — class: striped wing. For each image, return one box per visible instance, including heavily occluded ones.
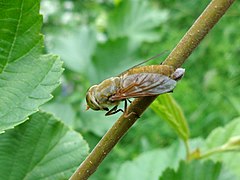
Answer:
[110,73,176,101]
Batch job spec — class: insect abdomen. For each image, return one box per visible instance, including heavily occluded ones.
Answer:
[124,65,175,77]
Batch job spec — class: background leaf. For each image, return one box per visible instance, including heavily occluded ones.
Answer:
[0,0,63,132]
[46,26,97,74]
[151,94,189,141]
[159,160,222,180]
[40,102,76,127]
[0,111,89,180]
[202,117,240,178]
[108,0,169,43]
[92,37,137,82]
[114,142,185,180]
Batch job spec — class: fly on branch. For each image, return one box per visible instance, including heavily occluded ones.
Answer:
[86,52,185,116]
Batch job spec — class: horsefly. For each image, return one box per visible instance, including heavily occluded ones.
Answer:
[86,53,185,116]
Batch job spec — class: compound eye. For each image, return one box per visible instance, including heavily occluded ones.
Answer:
[86,97,100,111]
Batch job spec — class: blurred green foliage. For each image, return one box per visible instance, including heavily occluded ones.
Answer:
[41,0,240,179]
[160,160,222,180]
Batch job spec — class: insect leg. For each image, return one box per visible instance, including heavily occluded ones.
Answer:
[105,105,124,116]
[127,99,132,103]
[123,99,140,118]
[124,99,128,112]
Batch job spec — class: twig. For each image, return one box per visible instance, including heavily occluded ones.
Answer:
[70,0,235,179]
[163,0,235,69]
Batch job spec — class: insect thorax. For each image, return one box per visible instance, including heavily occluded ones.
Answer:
[94,77,121,106]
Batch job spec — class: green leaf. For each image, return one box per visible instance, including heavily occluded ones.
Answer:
[0,111,89,180]
[78,102,116,137]
[228,96,240,114]
[202,117,240,177]
[0,0,63,132]
[0,1,42,71]
[92,37,138,82]
[115,142,185,180]
[40,102,76,128]
[159,160,222,180]
[151,94,189,141]
[108,0,169,43]
[46,26,97,74]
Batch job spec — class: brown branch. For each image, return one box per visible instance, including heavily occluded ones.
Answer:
[163,0,235,69]
[70,0,235,179]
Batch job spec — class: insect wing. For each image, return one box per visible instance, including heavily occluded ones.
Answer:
[110,73,177,101]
